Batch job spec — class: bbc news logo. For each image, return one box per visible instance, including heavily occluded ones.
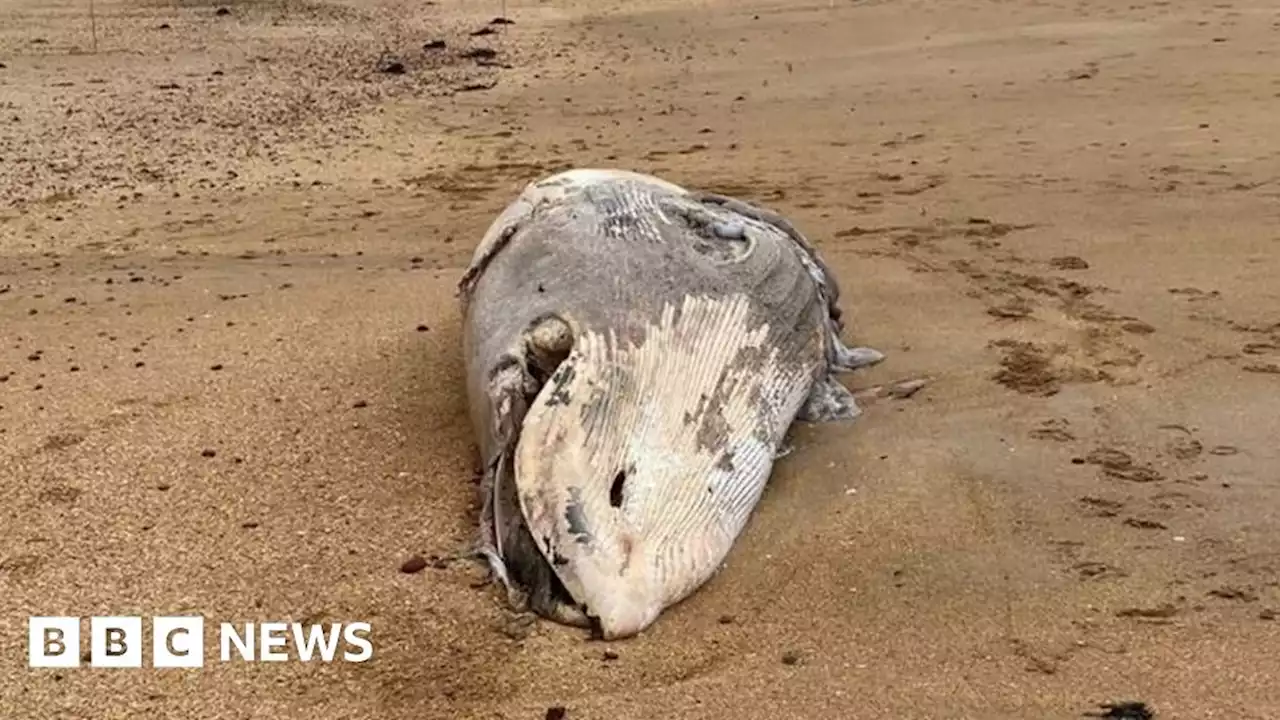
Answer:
[28,616,373,668]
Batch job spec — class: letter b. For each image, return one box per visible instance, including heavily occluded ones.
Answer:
[28,617,79,668]
[91,617,142,668]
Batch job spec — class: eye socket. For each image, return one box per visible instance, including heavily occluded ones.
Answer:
[609,470,626,509]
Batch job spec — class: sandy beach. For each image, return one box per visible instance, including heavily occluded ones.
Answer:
[1,0,1278,717]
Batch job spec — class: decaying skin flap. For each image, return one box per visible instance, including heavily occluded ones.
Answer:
[476,321,591,627]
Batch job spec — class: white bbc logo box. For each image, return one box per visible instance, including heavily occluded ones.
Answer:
[28,616,204,668]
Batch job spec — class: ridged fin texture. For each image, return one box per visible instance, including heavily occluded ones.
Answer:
[515,292,820,612]
[459,169,692,305]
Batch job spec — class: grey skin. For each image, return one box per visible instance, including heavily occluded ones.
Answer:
[456,169,891,639]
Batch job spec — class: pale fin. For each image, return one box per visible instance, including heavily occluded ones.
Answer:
[831,343,885,372]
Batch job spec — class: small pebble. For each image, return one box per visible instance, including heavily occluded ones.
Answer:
[400,555,428,574]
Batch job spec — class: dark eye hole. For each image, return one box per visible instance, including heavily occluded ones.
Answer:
[609,470,626,509]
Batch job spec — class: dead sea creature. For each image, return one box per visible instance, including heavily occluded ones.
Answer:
[457,168,913,639]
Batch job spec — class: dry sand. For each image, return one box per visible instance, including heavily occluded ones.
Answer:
[2,0,1279,717]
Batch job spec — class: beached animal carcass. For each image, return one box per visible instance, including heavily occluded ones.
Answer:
[458,169,888,639]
